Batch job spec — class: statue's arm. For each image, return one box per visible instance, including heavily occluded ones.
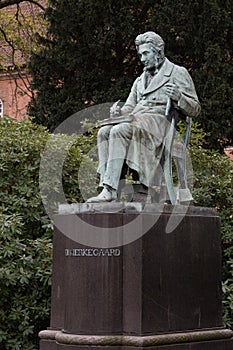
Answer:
[173,67,201,117]
[120,78,139,115]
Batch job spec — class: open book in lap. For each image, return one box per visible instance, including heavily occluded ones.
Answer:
[97,114,134,127]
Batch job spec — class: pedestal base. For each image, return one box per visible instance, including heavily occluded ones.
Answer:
[40,329,233,350]
[39,204,233,349]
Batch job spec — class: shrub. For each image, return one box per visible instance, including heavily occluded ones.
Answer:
[0,214,52,350]
[0,118,232,350]
[0,118,52,349]
[190,123,233,328]
[0,117,51,239]
[0,117,97,349]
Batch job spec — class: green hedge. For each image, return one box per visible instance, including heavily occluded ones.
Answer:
[189,124,233,328]
[0,214,52,350]
[0,117,232,349]
[0,117,96,349]
[0,118,51,350]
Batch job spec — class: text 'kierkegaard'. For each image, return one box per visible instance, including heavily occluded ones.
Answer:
[65,248,121,257]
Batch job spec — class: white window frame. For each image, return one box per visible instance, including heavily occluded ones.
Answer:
[0,99,3,118]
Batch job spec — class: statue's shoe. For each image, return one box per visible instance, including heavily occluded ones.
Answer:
[86,187,117,203]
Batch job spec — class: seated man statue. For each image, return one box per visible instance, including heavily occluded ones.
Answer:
[87,31,201,203]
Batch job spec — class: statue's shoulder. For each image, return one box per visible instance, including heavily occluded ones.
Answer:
[165,58,183,74]
[169,60,194,86]
[169,59,189,75]
[130,72,145,88]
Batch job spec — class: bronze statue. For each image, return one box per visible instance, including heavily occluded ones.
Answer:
[87,31,200,203]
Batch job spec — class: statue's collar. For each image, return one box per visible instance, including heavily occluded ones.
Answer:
[140,58,174,93]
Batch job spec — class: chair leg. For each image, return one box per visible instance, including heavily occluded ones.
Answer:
[175,157,188,189]
[164,152,177,205]
[175,157,193,204]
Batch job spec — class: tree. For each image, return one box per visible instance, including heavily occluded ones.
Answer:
[150,0,233,149]
[0,0,45,10]
[0,1,47,68]
[29,0,233,147]
[0,0,47,70]
[0,0,47,114]
[28,0,154,129]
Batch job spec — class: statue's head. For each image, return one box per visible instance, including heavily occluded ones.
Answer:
[135,32,165,71]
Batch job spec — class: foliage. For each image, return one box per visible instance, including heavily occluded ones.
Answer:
[0,0,47,110]
[0,117,50,237]
[0,117,52,349]
[0,116,97,349]
[28,0,150,129]
[150,0,233,149]
[0,117,232,350]
[29,0,233,148]
[62,130,99,203]
[189,123,233,328]
[0,214,52,350]
[0,0,45,10]
[0,1,47,69]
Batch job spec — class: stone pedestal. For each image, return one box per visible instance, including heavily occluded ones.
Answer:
[39,204,233,349]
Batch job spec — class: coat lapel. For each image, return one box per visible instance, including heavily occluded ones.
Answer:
[143,58,174,95]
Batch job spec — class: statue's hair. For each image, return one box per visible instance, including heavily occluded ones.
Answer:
[135,31,165,56]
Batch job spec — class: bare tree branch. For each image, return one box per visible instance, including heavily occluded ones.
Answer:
[0,0,45,11]
[0,0,46,105]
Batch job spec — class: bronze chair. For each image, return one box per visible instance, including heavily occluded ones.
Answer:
[118,100,193,205]
[158,102,193,205]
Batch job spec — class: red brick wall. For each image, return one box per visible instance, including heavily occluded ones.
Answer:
[0,70,31,120]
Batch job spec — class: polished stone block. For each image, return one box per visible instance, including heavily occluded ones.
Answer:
[39,204,233,349]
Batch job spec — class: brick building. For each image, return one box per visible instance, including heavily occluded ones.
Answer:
[0,1,47,119]
[0,69,32,120]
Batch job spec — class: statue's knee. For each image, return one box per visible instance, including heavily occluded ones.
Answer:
[110,123,132,138]
[97,125,112,140]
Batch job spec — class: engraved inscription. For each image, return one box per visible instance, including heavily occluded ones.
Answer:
[65,248,121,257]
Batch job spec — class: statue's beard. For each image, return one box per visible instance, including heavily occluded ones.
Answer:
[144,57,165,73]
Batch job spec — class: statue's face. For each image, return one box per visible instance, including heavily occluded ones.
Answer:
[137,43,162,71]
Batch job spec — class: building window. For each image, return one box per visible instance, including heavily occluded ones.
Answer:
[0,100,3,118]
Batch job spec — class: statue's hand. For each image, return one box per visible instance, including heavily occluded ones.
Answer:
[164,83,181,102]
[110,100,121,118]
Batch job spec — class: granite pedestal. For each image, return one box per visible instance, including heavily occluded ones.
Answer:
[39,203,233,349]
